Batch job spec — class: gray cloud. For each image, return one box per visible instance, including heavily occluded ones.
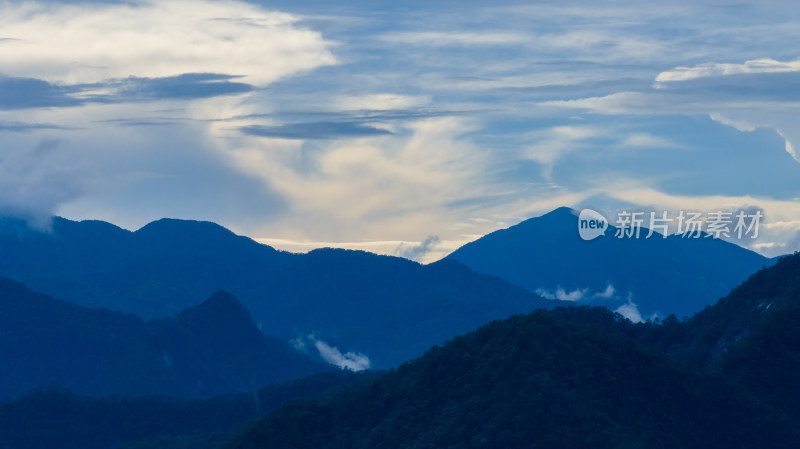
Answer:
[0,121,69,132]
[0,137,88,229]
[0,73,255,110]
[240,121,393,139]
[394,235,441,262]
[0,75,83,110]
[110,73,255,101]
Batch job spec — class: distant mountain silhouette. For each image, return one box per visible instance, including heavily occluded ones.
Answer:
[447,207,771,319]
[0,278,328,399]
[0,216,556,368]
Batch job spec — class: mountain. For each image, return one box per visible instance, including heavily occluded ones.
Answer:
[0,217,556,368]
[222,305,797,449]
[0,279,328,399]
[0,371,375,449]
[0,216,292,317]
[446,207,771,319]
[659,251,800,418]
[222,253,800,448]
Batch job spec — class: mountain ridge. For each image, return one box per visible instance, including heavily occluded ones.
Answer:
[222,252,800,449]
[0,279,328,399]
[0,216,557,368]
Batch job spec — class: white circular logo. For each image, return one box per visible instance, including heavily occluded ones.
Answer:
[578,209,608,240]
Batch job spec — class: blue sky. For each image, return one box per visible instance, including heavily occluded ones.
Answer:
[1,0,799,261]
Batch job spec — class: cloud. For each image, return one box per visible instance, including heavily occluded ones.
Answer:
[308,335,370,371]
[775,129,800,163]
[256,236,466,264]
[655,58,800,83]
[0,73,258,110]
[335,94,431,111]
[593,284,616,299]
[0,137,88,228]
[620,133,683,150]
[0,0,335,85]
[536,284,619,302]
[380,31,532,46]
[614,300,644,323]
[536,287,588,302]
[540,92,647,115]
[525,125,606,179]
[241,122,393,139]
[394,235,440,262]
[0,76,82,110]
[217,116,493,241]
[708,113,757,132]
[2,0,800,260]
[110,73,255,101]
[0,121,67,132]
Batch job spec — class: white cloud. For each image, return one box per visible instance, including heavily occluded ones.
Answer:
[525,126,605,179]
[215,116,493,243]
[336,93,431,111]
[309,335,370,372]
[541,92,646,115]
[655,58,800,83]
[708,113,758,132]
[593,284,616,299]
[536,287,588,302]
[537,284,618,302]
[620,133,683,150]
[0,0,335,85]
[775,129,800,163]
[614,300,644,323]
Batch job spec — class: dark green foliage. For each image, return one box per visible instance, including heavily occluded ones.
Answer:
[713,254,800,418]
[224,307,797,449]
[0,371,376,449]
[653,252,800,369]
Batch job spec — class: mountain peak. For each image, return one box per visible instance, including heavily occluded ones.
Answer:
[136,218,236,239]
[174,290,253,329]
[542,206,577,218]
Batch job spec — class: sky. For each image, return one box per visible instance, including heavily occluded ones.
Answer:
[2,0,800,262]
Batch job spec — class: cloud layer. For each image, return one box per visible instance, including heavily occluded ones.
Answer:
[1,0,799,258]
[0,0,334,85]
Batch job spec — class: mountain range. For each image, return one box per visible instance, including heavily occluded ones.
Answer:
[0,216,555,368]
[0,211,797,448]
[222,251,800,449]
